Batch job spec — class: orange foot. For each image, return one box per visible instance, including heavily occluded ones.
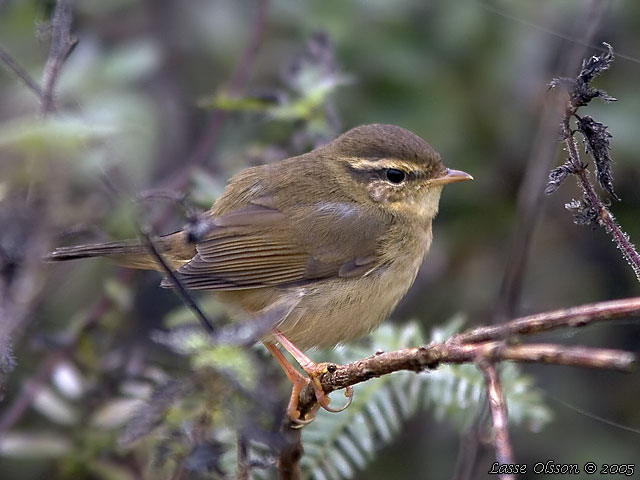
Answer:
[264,333,354,426]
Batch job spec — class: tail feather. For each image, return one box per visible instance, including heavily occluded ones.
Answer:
[46,233,195,271]
[46,240,147,261]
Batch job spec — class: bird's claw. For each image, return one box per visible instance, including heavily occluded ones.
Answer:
[321,386,354,413]
[304,363,354,415]
[267,334,355,426]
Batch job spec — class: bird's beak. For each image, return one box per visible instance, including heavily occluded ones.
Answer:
[431,168,473,186]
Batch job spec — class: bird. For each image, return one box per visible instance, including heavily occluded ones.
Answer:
[47,124,472,424]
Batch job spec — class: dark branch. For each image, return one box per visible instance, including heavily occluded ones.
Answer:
[277,422,303,480]
[137,227,215,334]
[576,114,617,199]
[0,44,43,98]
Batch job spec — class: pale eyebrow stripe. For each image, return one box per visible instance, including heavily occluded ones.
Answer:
[343,157,418,173]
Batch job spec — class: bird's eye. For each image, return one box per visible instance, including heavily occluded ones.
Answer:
[385,168,406,184]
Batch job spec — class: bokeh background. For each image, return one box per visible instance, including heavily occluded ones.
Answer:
[1,0,639,478]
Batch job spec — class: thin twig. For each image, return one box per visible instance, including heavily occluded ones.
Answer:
[484,343,634,370]
[479,362,515,479]
[137,228,215,334]
[0,44,43,98]
[40,0,77,114]
[237,433,249,480]
[562,116,640,281]
[0,0,77,421]
[453,296,640,344]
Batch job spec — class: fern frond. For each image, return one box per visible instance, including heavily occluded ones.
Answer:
[297,319,551,479]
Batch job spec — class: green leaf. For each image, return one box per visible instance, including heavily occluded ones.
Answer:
[104,278,134,310]
[0,432,71,458]
[0,116,113,157]
[90,398,146,429]
[192,345,256,387]
[32,387,78,426]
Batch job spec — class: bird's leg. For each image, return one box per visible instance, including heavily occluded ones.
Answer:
[273,330,354,414]
[264,341,319,426]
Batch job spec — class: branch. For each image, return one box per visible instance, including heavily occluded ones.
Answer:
[295,342,633,406]
[0,0,75,114]
[237,433,249,480]
[279,297,639,474]
[137,227,215,334]
[452,296,640,344]
[0,44,43,98]
[40,0,77,115]
[277,421,303,480]
[479,362,514,480]
[546,43,640,281]
[0,0,77,409]
[562,118,640,281]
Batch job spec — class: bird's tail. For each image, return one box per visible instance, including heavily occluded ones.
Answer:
[46,233,194,271]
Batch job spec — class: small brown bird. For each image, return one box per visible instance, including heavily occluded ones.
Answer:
[48,124,472,424]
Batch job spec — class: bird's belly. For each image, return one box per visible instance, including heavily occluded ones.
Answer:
[275,259,423,349]
[216,255,424,350]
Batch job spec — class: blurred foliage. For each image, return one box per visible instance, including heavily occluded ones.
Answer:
[1,0,640,479]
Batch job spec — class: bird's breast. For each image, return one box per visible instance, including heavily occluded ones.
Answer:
[274,248,429,349]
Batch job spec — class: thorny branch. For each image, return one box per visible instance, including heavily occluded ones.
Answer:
[546,43,640,281]
[484,6,609,477]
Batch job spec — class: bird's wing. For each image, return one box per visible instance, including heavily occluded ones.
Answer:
[161,201,388,291]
